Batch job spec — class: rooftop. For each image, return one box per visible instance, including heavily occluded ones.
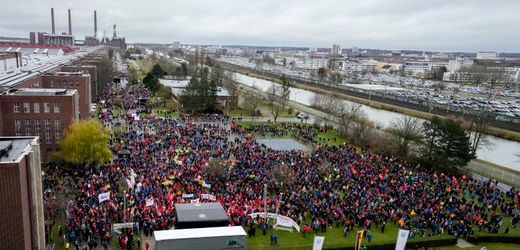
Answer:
[175,203,228,223]
[0,46,100,89]
[1,88,76,96]
[0,137,38,163]
[44,71,88,77]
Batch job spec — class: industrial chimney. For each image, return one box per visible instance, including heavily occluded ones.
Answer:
[68,9,72,35]
[94,10,97,37]
[51,8,55,34]
[113,24,117,39]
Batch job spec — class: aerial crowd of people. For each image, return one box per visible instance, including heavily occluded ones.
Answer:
[42,80,520,249]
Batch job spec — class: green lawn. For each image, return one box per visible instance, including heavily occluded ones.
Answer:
[151,108,179,118]
[236,121,347,147]
[244,189,520,249]
[316,129,345,147]
[245,220,520,250]
[225,108,257,117]
[246,222,454,250]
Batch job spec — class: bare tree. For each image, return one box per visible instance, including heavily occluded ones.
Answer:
[464,110,495,157]
[329,71,344,89]
[311,94,342,126]
[265,84,285,123]
[205,157,229,181]
[351,115,372,144]
[388,116,423,158]
[244,91,260,121]
[272,163,291,188]
[265,75,291,123]
[337,103,364,137]
[462,65,487,86]
[487,68,505,98]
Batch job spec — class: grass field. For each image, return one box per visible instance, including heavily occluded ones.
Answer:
[236,121,346,147]
[246,222,452,250]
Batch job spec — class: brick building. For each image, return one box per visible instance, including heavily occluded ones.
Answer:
[0,88,80,161]
[41,72,91,119]
[0,136,44,250]
[61,65,98,101]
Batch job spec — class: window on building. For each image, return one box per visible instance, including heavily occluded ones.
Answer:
[75,81,79,87]
[15,120,21,136]
[54,120,61,142]
[44,103,50,113]
[55,131,61,143]
[13,102,20,113]
[24,102,30,113]
[54,102,60,113]
[34,103,40,113]
[35,120,41,137]
[45,132,51,144]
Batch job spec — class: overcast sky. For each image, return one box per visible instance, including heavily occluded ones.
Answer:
[1,0,519,52]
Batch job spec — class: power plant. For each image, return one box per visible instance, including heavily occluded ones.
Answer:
[84,10,126,50]
[25,8,125,50]
[30,8,74,45]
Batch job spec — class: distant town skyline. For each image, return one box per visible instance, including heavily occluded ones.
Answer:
[0,0,519,52]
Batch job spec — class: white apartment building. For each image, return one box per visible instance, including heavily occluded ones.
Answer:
[294,56,329,70]
[447,58,474,72]
[476,52,499,60]
[343,61,377,73]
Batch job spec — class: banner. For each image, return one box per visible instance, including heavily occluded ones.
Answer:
[201,194,209,200]
[182,193,194,199]
[190,198,200,204]
[276,216,293,228]
[146,197,154,207]
[208,194,216,201]
[312,236,325,250]
[395,229,410,250]
[98,192,110,203]
[355,230,364,250]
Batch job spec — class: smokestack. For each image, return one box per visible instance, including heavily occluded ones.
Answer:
[113,24,117,39]
[68,9,72,35]
[94,10,97,37]
[51,8,55,34]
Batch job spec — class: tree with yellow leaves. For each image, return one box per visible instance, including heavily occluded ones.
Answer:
[56,119,112,165]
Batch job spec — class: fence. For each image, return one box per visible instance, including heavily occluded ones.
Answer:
[465,160,520,188]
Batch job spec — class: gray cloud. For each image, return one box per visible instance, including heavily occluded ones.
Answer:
[0,0,518,52]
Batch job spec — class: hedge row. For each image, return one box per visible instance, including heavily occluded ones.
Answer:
[467,235,520,244]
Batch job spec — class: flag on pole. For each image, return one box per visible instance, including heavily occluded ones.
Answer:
[355,230,364,250]
[312,236,325,250]
[98,192,110,203]
[395,229,410,250]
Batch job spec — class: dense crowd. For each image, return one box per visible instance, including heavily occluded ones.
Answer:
[43,82,520,249]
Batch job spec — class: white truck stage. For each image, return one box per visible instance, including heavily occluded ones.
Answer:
[154,226,247,250]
